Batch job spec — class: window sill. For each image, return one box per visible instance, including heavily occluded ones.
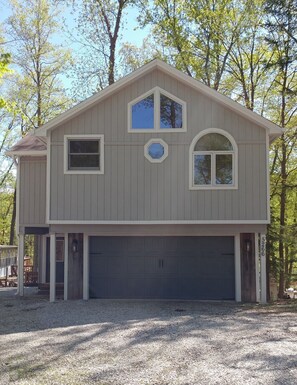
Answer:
[128,128,186,133]
[189,185,238,190]
[64,170,104,175]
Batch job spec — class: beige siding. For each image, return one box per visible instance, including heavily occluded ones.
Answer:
[19,156,46,226]
[50,69,268,222]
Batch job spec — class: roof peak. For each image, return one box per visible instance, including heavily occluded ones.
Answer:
[32,59,282,140]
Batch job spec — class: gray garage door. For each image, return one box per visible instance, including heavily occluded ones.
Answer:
[89,236,235,300]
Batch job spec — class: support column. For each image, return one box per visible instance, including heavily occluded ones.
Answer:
[260,234,267,304]
[64,233,68,301]
[234,234,241,302]
[68,233,83,299]
[240,233,256,302]
[18,233,25,296]
[83,233,89,301]
[41,236,47,284]
[255,233,260,302]
[50,233,56,302]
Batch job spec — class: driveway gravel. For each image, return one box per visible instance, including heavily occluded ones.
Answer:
[0,290,296,385]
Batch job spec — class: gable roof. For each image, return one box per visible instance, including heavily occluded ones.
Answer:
[6,134,47,157]
[32,59,282,142]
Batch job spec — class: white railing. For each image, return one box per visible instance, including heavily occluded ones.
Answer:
[0,246,18,268]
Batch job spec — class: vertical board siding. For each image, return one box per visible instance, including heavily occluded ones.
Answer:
[50,69,268,222]
[19,157,46,226]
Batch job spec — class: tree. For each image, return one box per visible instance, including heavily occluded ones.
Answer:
[5,0,73,131]
[119,37,162,75]
[221,0,275,113]
[0,0,73,244]
[138,0,256,90]
[67,0,138,99]
[0,28,11,109]
[265,0,297,44]
[264,0,297,297]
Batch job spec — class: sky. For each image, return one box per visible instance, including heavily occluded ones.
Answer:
[0,0,150,89]
[0,0,150,177]
[0,1,148,46]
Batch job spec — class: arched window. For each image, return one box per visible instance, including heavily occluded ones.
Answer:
[189,129,238,189]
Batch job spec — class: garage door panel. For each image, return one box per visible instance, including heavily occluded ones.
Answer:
[162,256,180,274]
[128,256,146,275]
[145,275,179,299]
[144,256,163,274]
[198,278,235,300]
[125,275,147,298]
[89,236,235,300]
[178,277,206,299]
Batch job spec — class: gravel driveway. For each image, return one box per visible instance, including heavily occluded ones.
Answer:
[0,291,296,385]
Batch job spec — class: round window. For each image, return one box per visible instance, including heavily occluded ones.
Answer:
[144,139,168,163]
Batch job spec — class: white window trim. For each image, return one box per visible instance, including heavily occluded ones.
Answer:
[144,138,168,163]
[128,86,187,133]
[189,128,238,190]
[64,134,104,175]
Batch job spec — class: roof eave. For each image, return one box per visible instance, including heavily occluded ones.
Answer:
[5,150,47,157]
[35,60,160,136]
[34,59,284,139]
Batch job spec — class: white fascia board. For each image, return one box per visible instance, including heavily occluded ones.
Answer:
[33,59,283,139]
[47,219,270,225]
[5,150,47,157]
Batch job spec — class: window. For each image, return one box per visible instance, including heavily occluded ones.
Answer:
[144,139,168,163]
[189,129,237,189]
[132,94,154,129]
[56,238,64,262]
[128,87,186,132]
[64,135,104,174]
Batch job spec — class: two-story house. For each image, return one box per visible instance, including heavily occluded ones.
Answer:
[7,59,283,302]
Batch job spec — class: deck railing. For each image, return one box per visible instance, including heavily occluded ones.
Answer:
[0,246,18,268]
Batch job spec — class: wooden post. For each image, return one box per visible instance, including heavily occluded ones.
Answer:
[64,233,68,301]
[68,233,83,300]
[18,233,25,296]
[83,233,89,300]
[50,233,56,302]
[260,234,267,303]
[240,233,256,302]
[255,233,260,302]
[234,234,241,302]
[41,236,47,284]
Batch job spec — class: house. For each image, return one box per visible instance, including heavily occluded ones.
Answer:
[7,59,283,303]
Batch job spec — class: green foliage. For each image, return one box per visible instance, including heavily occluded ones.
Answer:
[264,0,297,294]
[0,0,73,244]
[119,38,162,75]
[6,0,73,131]
[0,52,12,109]
[68,0,136,99]
[0,190,14,245]
[139,0,261,90]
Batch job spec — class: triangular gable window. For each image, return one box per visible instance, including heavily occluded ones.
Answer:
[128,87,186,132]
[132,94,154,129]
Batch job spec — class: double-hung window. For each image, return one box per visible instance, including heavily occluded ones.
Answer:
[64,135,104,174]
[190,129,238,189]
